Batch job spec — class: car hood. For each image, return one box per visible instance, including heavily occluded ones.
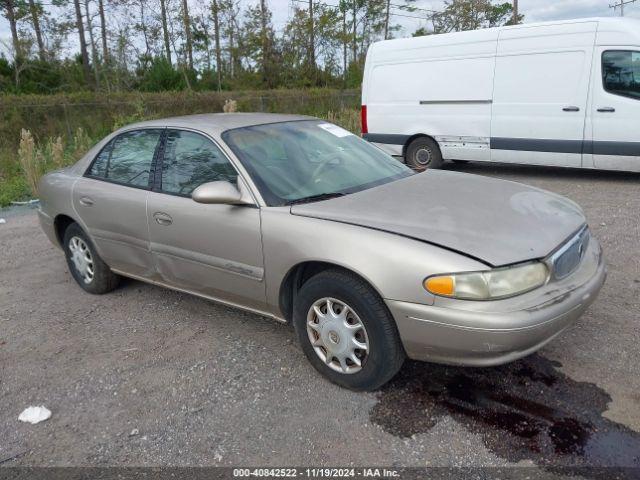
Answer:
[290,170,586,267]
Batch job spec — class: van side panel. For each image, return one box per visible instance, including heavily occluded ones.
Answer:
[363,29,498,160]
[490,22,597,167]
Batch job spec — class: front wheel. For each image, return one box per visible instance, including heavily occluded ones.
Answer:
[405,137,443,171]
[293,269,405,391]
[63,223,120,294]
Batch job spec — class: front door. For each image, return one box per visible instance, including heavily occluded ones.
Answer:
[146,129,267,312]
[589,48,640,172]
[72,128,163,277]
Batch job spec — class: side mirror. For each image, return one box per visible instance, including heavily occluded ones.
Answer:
[192,181,252,205]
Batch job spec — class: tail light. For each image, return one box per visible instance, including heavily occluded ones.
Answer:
[361,105,368,135]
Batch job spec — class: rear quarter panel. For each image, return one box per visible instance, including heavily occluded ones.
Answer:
[38,169,81,247]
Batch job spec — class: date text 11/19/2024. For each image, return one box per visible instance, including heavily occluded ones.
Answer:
[232,468,400,478]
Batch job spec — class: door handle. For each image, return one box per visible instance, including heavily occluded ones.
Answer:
[79,196,94,206]
[153,212,172,226]
[562,106,580,112]
[597,107,616,113]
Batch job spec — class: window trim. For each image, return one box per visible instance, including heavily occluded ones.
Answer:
[83,127,166,191]
[601,49,640,101]
[154,128,244,200]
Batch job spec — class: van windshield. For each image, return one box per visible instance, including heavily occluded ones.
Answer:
[222,120,414,206]
[603,50,640,100]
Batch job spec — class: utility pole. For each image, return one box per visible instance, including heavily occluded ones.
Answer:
[512,0,518,24]
[609,0,637,16]
[308,0,316,81]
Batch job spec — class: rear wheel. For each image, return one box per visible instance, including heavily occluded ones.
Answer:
[405,137,443,171]
[293,269,405,391]
[63,223,120,294]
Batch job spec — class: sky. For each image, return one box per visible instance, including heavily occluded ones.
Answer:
[1,0,639,58]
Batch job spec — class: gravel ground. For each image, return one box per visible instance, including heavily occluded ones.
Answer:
[0,163,639,473]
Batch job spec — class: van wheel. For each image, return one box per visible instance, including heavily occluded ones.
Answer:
[405,137,443,171]
[293,269,405,391]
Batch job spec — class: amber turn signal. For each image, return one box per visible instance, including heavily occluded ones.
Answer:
[424,276,455,296]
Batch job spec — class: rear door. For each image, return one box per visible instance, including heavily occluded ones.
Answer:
[588,48,640,171]
[491,22,596,167]
[72,129,163,277]
[146,129,267,312]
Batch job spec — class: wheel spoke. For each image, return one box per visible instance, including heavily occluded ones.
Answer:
[344,320,362,330]
[349,354,362,367]
[326,299,334,317]
[352,337,367,351]
[337,355,349,373]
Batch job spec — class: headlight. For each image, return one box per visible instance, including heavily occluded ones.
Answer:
[424,262,549,300]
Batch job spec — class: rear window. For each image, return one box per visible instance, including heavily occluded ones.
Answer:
[88,129,163,188]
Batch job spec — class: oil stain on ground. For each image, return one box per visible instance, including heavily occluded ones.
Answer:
[371,355,640,474]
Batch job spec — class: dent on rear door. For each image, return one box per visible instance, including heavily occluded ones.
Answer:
[72,177,155,277]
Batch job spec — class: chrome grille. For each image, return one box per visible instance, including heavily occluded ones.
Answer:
[551,227,590,280]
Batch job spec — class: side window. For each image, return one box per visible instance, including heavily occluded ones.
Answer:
[603,51,640,100]
[88,129,162,188]
[161,130,238,196]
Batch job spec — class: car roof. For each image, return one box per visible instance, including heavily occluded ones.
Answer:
[122,112,316,136]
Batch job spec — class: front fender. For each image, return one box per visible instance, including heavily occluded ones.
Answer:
[260,208,488,318]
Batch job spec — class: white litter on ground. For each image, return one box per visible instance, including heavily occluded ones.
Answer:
[18,406,52,424]
[0,218,6,224]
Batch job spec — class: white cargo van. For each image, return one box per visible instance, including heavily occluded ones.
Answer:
[361,18,640,172]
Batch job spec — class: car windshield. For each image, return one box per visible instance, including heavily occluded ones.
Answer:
[222,120,414,206]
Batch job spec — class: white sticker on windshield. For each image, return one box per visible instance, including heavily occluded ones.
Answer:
[318,123,353,138]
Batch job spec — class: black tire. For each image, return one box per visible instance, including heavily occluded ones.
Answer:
[293,269,405,391]
[62,222,120,294]
[405,137,443,171]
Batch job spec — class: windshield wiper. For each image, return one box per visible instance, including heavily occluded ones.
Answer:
[286,192,346,206]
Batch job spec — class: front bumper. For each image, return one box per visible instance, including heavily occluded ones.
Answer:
[386,237,606,367]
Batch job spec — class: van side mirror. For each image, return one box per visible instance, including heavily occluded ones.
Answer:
[192,181,252,205]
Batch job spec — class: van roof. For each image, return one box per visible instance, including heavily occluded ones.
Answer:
[369,17,640,53]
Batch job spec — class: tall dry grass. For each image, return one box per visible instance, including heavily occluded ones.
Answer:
[71,128,92,161]
[326,108,361,134]
[18,129,43,196]
[15,127,95,198]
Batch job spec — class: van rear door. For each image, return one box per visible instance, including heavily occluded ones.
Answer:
[491,22,597,167]
[588,48,640,172]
